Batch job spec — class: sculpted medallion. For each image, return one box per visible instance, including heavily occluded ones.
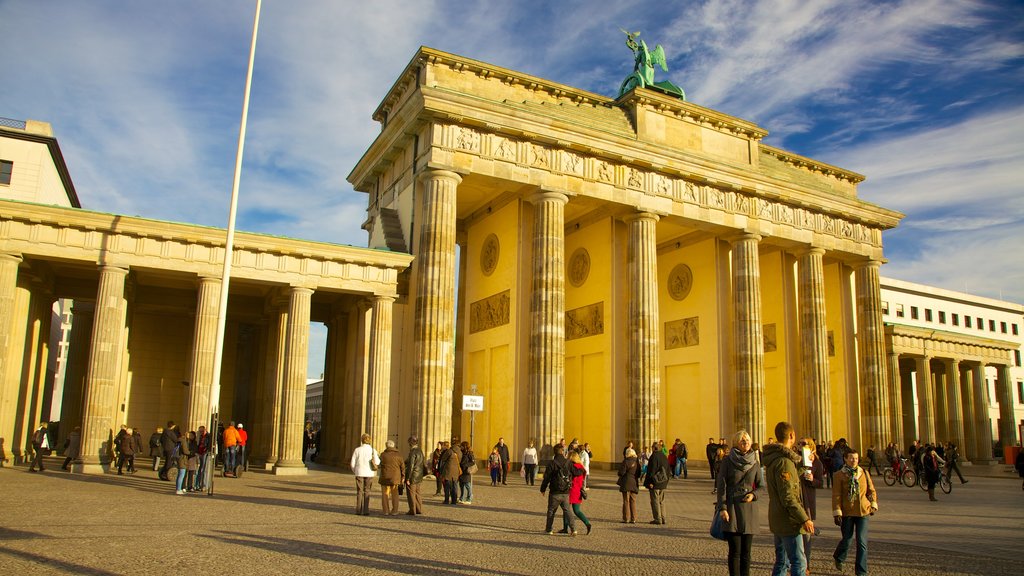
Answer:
[568,247,591,287]
[480,233,499,276]
[668,263,693,301]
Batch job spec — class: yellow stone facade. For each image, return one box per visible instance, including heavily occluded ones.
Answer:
[350,48,903,465]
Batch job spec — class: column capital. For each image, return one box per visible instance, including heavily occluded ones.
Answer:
[621,211,661,224]
[0,252,23,264]
[288,285,316,296]
[417,168,463,186]
[99,264,129,276]
[371,294,397,304]
[726,231,763,244]
[526,189,569,206]
[852,258,884,271]
[797,245,826,258]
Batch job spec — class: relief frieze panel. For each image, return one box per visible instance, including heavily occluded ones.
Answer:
[665,316,699,349]
[470,290,510,334]
[566,302,604,341]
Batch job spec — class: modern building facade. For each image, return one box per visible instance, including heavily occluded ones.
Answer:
[349,47,904,465]
[881,277,1023,462]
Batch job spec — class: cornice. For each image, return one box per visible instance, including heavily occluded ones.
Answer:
[761,144,865,184]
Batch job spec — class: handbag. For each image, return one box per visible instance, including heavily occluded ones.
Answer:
[710,510,727,540]
[467,463,478,474]
[398,484,405,496]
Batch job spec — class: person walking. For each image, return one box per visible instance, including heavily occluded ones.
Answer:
[488,447,502,486]
[195,426,210,491]
[522,440,539,486]
[944,442,968,485]
[458,441,475,504]
[644,441,671,525]
[236,423,248,472]
[431,442,444,495]
[378,439,404,516]
[174,431,191,495]
[764,421,814,576]
[617,448,641,523]
[221,421,240,477]
[494,437,511,485]
[148,426,162,471]
[674,439,688,479]
[799,438,822,570]
[61,426,81,471]
[706,437,719,479]
[28,422,50,472]
[442,440,462,506]
[715,430,762,576]
[831,449,878,576]
[350,433,380,516]
[540,444,576,535]
[404,436,427,515]
[184,431,199,492]
[922,445,943,502]
[566,450,592,534]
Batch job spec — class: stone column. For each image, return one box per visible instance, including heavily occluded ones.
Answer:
[971,363,994,464]
[798,247,830,441]
[412,169,460,452]
[915,356,935,443]
[900,360,917,447]
[274,286,312,475]
[76,265,129,473]
[0,253,24,455]
[934,367,950,442]
[854,260,889,452]
[730,233,765,444]
[319,309,349,466]
[186,276,221,432]
[625,212,660,450]
[959,363,978,461]
[945,359,965,453]
[995,364,1018,449]
[256,304,287,468]
[528,190,569,460]
[887,352,904,447]
[365,295,395,448]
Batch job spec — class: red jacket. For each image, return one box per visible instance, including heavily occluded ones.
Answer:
[569,462,587,504]
[238,429,248,446]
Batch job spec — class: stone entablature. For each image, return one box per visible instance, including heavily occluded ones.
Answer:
[886,324,1016,364]
[0,199,412,296]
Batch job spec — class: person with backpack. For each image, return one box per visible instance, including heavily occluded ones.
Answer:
[540,444,576,535]
[28,422,50,473]
[674,439,688,479]
[644,441,671,525]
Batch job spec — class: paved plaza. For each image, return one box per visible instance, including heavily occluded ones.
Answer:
[0,460,1020,575]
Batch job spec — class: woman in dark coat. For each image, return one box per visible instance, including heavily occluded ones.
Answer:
[715,430,763,576]
[617,448,641,523]
[458,441,475,504]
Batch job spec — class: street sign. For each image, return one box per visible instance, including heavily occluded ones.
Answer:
[462,395,484,411]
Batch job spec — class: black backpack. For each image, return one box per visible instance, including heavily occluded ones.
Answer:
[553,461,572,492]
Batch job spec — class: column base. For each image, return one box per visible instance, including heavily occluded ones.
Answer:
[73,461,110,475]
[272,462,308,475]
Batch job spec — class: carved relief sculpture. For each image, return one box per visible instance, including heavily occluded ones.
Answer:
[665,316,699,350]
[763,323,778,353]
[470,290,511,334]
[566,302,604,341]
[480,233,499,276]
[568,247,590,287]
[667,264,693,301]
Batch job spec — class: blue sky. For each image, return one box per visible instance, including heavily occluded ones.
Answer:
[2,0,1022,377]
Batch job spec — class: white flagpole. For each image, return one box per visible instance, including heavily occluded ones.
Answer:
[210,0,262,424]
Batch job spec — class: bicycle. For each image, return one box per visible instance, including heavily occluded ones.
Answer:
[882,457,917,488]
[918,468,953,494]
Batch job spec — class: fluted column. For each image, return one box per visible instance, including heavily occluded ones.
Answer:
[995,365,1018,449]
[854,260,889,451]
[945,359,965,453]
[318,309,348,466]
[730,233,765,444]
[625,212,661,449]
[528,190,568,461]
[255,304,287,468]
[412,169,461,452]
[76,265,129,473]
[365,295,395,448]
[274,286,312,475]
[960,363,978,461]
[0,253,24,455]
[934,367,949,442]
[887,352,904,447]
[186,276,221,432]
[900,361,917,446]
[798,247,830,441]
[915,356,935,443]
[971,363,994,463]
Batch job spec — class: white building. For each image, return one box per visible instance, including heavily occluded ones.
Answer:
[881,276,1022,462]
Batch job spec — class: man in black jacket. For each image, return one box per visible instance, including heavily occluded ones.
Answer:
[405,436,427,515]
[158,421,179,481]
[706,437,719,479]
[540,444,576,535]
[495,437,511,485]
[645,442,671,524]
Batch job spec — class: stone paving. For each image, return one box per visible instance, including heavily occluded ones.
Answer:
[0,459,1020,575]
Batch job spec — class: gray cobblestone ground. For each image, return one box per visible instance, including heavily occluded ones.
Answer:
[0,460,1020,575]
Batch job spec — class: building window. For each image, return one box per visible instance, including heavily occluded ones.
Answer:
[911,306,919,320]
[0,160,12,185]
[965,316,972,328]
[881,301,889,316]
[925,309,933,322]
[952,313,959,326]
[938,311,946,324]
[1017,350,1022,368]
[989,319,996,332]
[1018,380,1024,403]
[1013,324,1019,336]
[1000,321,1007,334]
[895,304,905,318]
[977,317,984,329]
